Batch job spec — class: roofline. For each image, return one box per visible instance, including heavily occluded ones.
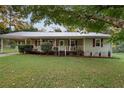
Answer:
[0,32,111,39]
[0,36,111,40]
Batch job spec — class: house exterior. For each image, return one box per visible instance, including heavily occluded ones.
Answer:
[0,31,112,57]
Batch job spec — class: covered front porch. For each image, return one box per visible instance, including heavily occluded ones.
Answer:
[0,35,86,56]
[15,38,85,56]
[0,32,112,57]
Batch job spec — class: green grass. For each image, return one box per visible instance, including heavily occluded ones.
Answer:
[3,47,17,53]
[0,53,124,88]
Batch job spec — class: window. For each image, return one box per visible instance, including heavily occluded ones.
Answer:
[37,40,40,46]
[35,40,38,46]
[59,40,64,46]
[18,41,20,45]
[93,38,103,47]
[42,40,48,42]
[48,40,53,46]
[95,39,101,47]
[71,40,77,46]
[49,40,53,44]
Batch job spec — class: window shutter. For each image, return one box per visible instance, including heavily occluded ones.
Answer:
[93,38,95,47]
[101,38,103,47]
[76,40,77,46]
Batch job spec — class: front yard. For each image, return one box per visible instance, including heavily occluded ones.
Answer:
[0,53,124,87]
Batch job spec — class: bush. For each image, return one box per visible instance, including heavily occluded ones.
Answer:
[53,47,58,55]
[18,45,25,53]
[18,45,33,53]
[9,41,16,49]
[10,44,16,49]
[41,42,52,54]
[53,47,58,51]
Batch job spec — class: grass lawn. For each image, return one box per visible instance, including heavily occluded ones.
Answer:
[3,47,17,53]
[0,53,124,88]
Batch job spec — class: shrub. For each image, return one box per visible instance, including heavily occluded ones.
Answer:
[41,42,52,54]
[9,41,16,49]
[18,45,25,53]
[24,45,33,53]
[53,47,58,55]
[10,44,16,49]
[53,47,58,51]
[18,45,33,53]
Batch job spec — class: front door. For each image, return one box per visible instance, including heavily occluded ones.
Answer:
[71,40,77,51]
[59,40,65,51]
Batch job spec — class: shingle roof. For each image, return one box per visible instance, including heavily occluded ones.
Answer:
[0,31,111,39]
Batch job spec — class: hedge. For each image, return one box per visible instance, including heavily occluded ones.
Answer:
[41,42,52,54]
[18,45,33,53]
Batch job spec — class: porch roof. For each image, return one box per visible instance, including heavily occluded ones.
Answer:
[0,31,111,39]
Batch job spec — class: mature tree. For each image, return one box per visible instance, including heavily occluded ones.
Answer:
[1,5,124,42]
[25,5,124,42]
[0,5,30,33]
[18,24,38,31]
[0,6,9,33]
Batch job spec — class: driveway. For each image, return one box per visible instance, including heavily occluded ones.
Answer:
[0,53,18,57]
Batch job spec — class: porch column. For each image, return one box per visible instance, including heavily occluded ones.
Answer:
[20,41,22,45]
[0,38,3,53]
[69,39,71,51]
[25,39,27,45]
[17,41,19,45]
[54,39,56,47]
[16,41,19,52]
[30,39,33,45]
[82,39,83,51]
[39,39,42,51]
[40,39,42,45]
[65,46,66,56]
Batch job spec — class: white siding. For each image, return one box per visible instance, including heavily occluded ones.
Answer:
[84,38,112,57]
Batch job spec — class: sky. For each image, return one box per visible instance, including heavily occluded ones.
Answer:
[33,21,67,32]
[26,13,67,32]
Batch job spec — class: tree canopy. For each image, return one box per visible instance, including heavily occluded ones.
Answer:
[0,5,35,33]
[1,5,124,42]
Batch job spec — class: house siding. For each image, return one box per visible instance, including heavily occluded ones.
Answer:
[15,38,112,57]
[84,38,112,57]
[77,39,83,51]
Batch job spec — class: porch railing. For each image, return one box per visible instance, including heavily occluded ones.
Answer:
[33,45,83,52]
[53,46,83,51]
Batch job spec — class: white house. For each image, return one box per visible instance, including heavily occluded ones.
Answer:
[0,31,112,57]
